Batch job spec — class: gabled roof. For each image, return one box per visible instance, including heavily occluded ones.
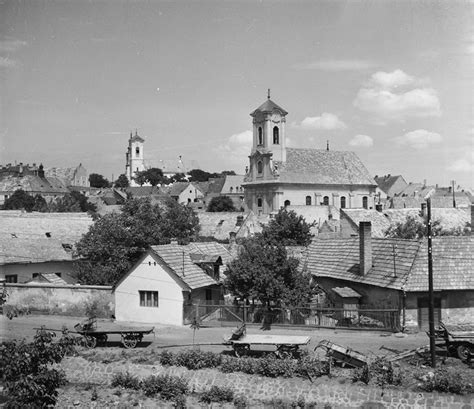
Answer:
[0,175,69,194]
[341,209,391,238]
[250,98,288,116]
[221,175,246,194]
[149,243,220,289]
[272,149,376,186]
[27,273,68,285]
[185,241,233,265]
[374,175,407,196]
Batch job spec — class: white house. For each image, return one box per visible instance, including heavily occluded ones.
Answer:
[114,242,231,326]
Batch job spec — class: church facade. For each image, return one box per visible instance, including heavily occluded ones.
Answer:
[243,94,377,215]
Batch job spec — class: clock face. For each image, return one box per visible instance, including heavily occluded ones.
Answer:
[271,112,280,123]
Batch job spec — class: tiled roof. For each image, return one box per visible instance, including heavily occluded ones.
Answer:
[305,237,421,290]
[391,196,472,209]
[27,273,68,285]
[286,205,340,236]
[332,287,362,298]
[197,212,247,241]
[167,182,192,196]
[150,244,219,290]
[250,98,288,116]
[0,175,69,194]
[272,149,375,185]
[221,175,246,194]
[185,242,233,265]
[341,209,391,238]
[374,175,407,196]
[125,186,164,197]
[405,236,474,291]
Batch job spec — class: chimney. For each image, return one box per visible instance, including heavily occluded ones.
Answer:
[375,203,383,212]
[229,231,237,244]
[359,222,372,276]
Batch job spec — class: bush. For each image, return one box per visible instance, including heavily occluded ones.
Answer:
[352,359,403,388]
[0,327,72,407]
[416,367,473,395]
[234,395,249,408]
[141,374,189,401]
[111,371,141,390]
[200,385,234,403]
[159,349,221,370]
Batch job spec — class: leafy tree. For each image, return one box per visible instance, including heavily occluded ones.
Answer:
[50,191,97,213]
[262,209,315,246]
[3,189,36,211]
[169,173,187,183]
[224,235,315,307]
[384,215,469,239]
[134,168,167,186]
[221,170,236,176]
[207,196,236,212]
[32,194,48,212]
[188,169,213,182]
[89,173,111,188]
[74,197,200,285]
[114,174,130,188]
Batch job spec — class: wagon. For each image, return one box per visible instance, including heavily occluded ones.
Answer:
[434,321,474,360]
[74,317,154,349]
[314,339,368,368]
[223,324,311,358]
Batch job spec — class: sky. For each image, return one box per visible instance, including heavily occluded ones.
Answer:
[1,0,473,189]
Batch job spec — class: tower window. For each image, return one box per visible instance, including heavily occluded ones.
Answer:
[305,196,312,205]
[362,196,368,209]
[284,200,291,207]
[323,196,329,205]
[257,161,263,175]
[135,147,140,157]
[257,198,263,208]
[340,196,346,209]
[273,127,279,144]
[258,127,263,145]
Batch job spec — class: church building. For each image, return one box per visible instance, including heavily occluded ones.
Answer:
[243,93,377,214]
[125,131,146,186]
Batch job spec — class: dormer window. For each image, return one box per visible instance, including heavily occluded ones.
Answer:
[258,127,263,145]
[273,126,279,144]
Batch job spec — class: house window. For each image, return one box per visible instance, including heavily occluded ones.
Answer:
[284,200,291,207]
[340,196,346,209]
[257,197,263,208]
[257,161,263,175]
[139,291,159,307]
[5,275,17,283]
[273,127,279,144]
[362,196,368,209]
[258,127,263,145]
[323,196,329,205]
[305,196,312,205]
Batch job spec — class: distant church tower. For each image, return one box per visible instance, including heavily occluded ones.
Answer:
[125,130,146,186]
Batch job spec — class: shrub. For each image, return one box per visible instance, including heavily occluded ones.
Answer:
[297,356,331,380]
[0,327,72,407]
[234,395,248,408]
[111,371,141,390]
[352,359,403,388]
[141,374,189,401]
[159,349,221,370]
[416,367,473,395]
[200,385,234,403]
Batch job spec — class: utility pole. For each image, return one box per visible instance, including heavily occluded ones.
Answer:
[451,180,456,208]
[427,197,436,367]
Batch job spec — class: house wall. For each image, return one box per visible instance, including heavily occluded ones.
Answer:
[4,283,113,317]
[0,261,76,283]
[114,254,187,326]
[178,184,204,204]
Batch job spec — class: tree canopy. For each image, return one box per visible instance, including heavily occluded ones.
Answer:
[114,174,130,188]
[133,168,166,186]
[74,197,200,285]
[3,189,36,211]
[262,209,315,246]
[89,173,111,188]
[224,235,315,307]
[49,191,97,213]
[207,196,236,212]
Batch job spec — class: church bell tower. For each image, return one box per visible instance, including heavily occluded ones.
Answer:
[125,130,146,186]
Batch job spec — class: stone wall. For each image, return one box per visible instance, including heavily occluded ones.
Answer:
[4,283,114,318]
[61,357,474,408]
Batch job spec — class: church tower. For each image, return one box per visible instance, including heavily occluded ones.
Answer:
[125,130,146,186]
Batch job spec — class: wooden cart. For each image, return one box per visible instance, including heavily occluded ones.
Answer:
[74,317,154,349]
[223,324,310,358]
[314,339,368,368]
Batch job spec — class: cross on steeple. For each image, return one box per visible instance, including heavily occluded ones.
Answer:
[267,88,271,99]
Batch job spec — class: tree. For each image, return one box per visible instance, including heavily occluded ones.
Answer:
[224,235,315,307]
[49,191,97,213]
[169,173,187,183]
[32,194,48,212]
[89,173,111,188]
[3,189,36,211]
[74,197,200,285]
[188,169,213,182]
[114,174,130,188]
[262,209,315,246]
[221,170,236,176]
[384,215,469,239]
[133,168,166,186]
[207,196,236,212]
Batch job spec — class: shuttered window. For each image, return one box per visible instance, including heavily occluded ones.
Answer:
[139,291,159,307]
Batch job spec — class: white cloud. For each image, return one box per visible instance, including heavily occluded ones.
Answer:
[297,113,347,130]
[353,70,441,123]
[448,151,474,173]
[394,129,442,149]
[293,59,376,72]
[214,130,252,167]
[349,134,373,147]
[0,56,16,68]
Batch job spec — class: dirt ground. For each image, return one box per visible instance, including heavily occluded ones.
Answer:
[0,313,429,357]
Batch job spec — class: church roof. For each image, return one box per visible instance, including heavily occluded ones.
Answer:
[250,98,288,116]
[129,132,144,143]
[273,148,376,186]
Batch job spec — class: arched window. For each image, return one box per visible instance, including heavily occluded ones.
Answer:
[258,127,263,145]
[305,196,312,205]
[230,187,233,193]
[257,161,263,175]
[284,200,291,207]
[135,147,140,157]
[340,196,346,209]
[257,198,263,208]
[362,196,368,209]
[273,126,279,144]
[323,196,329,205]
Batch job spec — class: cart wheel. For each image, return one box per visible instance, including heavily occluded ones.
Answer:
[97,334,108,345]
[122,335,138,349]
[83,335,97,349]
[234,344,249,357]
[276,347,293,359]
[456,344,472,361]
